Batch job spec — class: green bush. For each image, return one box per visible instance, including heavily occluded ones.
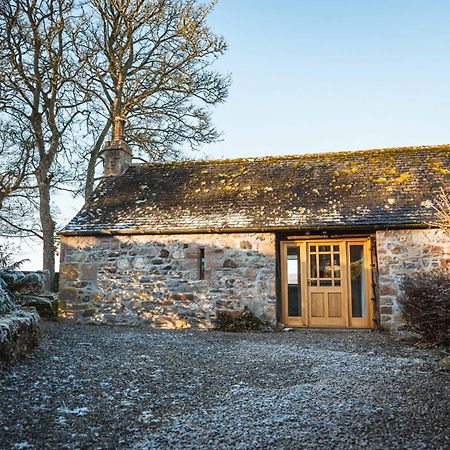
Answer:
[399,268,450,346]
[215,307,273,332]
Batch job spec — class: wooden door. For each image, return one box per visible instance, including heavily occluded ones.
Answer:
[307,242,348,327]
[280,238,373,328]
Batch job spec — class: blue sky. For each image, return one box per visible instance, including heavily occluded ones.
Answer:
[205,0,450,158]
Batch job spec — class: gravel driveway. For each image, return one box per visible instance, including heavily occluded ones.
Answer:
[1,322,449,450]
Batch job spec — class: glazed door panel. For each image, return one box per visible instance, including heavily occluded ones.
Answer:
[281,238,373,328]
[307,242,348,327]
[281,243,306,326]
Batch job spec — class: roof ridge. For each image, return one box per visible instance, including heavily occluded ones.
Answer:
[129,144,450,169]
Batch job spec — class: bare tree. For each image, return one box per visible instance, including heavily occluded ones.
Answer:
[432,188,450,237]
[0,0,229,284]
[79,0,230,199]
[0,119,41,239]
[0,0,85,287]
[0,120,33,208]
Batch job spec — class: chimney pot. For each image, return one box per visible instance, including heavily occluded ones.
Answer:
[103,117,132,177]
[113,117,126,143]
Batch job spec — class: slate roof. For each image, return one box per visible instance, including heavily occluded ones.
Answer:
[61,145,450,235]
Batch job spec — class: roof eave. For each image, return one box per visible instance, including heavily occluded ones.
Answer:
[58,222,432,237]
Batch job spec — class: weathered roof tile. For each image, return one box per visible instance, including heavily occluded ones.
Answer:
[61,145,450,235]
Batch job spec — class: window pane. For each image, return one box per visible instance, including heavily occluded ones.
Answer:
[319,253,332,278]
[287,247,301,317]
[319,245,331,252]
[287,248,298,284]
[310,245,316,252]
[310,253,317,278]
[350,245,366,318]
[333,253,341,279]
[199,248,205,280]
[333,245,339,252]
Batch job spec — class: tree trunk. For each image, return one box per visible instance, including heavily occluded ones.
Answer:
[38,176,56,291]
[84,122,111,200]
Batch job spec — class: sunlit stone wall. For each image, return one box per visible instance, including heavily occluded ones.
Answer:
[376,228,450,331]
[59,233,276,329]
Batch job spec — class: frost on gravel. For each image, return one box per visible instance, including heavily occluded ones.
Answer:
[0,323,448,450]
[57,406,90,416]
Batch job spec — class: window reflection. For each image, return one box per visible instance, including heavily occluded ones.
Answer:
[309,244,341,287]
[350,245,366,318]
[287,246,301,317]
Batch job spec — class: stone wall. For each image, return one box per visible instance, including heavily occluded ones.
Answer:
[59,233,276,329]
[376,228,450,331]
[0,309,40,364]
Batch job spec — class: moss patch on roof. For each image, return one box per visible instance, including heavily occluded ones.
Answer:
[61,145,450,235]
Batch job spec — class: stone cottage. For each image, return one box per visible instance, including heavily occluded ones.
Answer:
[59,126,450,330]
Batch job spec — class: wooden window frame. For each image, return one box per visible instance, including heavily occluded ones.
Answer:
[280,241,307,327]
[346,239,373,329]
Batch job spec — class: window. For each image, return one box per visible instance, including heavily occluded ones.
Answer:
[287,246,301,316]
[198,247,205,280]
[309,244,341,287]
[349,245,366,318]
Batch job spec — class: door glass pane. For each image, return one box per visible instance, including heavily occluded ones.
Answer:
[287,246,301,317]
[333,253,341,279]
[310,253,317,278]
[350,245,366,318]
[319,280,332,286]
[319,253,332,278]
[319,245,330,252]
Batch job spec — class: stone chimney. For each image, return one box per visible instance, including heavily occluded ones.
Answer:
[103,117,132,177]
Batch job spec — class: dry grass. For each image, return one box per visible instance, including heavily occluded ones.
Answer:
[431,188,450,236]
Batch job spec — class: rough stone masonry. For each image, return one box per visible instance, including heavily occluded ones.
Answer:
[376,228,450,330]
[59,228,450,331]
[59,233,276,329]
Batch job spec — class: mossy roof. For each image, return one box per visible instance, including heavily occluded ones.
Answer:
[61,145,450,235]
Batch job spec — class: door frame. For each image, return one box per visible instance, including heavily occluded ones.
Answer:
[280,237,374,328]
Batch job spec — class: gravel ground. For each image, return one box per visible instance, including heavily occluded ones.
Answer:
[0,322,449,450]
